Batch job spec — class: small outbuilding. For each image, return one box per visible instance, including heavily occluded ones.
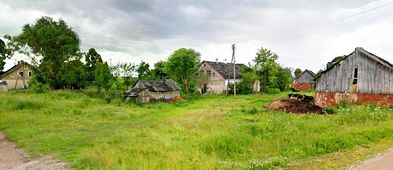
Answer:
[0,80,8,92]
[316,47,393,106]
[124,79,181,103]
[292,70,315,91]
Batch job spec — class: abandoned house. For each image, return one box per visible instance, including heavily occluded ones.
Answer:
[292,70,315,91]
[0,61,33,90]
[124,79,181,103]
[316,47,393,106]
[199,60,260,93]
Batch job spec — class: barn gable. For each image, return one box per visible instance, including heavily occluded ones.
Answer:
[316,47,393,94]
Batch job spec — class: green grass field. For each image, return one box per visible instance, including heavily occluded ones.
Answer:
[1,91,393,169]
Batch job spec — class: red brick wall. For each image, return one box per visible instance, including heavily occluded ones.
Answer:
[316,92,393,107]
[292,83,314,91]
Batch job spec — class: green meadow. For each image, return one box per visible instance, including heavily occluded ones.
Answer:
[1,91,393,169]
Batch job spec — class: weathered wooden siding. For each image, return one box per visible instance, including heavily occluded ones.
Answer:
[316,49,393,94]
[294,72,314,83]
[138,89,180,103]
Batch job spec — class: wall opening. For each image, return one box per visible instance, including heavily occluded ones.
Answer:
[352,67,358,85]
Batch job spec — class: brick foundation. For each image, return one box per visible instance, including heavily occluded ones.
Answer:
[292,83,314,91]
[316,92,393,107]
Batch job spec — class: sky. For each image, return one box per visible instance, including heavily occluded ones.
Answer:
[1,0,393,72]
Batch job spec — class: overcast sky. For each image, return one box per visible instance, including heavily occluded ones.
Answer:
[1,0,393,72]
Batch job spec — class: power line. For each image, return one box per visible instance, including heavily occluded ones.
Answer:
[262,0,393,44]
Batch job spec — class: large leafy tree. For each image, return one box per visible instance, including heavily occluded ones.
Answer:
[0,39,11,71]
[254,47,280,88]
[136,61,151,79]
[166,48,201,95]
[85,48,103,81]
[60,59,88,89]
[150,61,168,80]
[9,16,80,88]
[95,62,113,92]
[277,67,293,91]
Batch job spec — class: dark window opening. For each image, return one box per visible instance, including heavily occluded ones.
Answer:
[353,68,358,85]
[212,72,215,77]
[29,72,32,77]
[207,70,211,77]
[19,72,23,77]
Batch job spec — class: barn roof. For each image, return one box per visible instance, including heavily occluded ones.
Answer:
[202,61,246,79]
[316,47,393,80]
[124,79,180,97]
[294,69,315,80]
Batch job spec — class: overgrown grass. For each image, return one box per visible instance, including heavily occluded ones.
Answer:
[1,91,393,169]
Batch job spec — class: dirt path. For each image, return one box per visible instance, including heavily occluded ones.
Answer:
[0,132,70,170]
[350,148,393,170]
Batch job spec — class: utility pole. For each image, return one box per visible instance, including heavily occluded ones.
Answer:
[231,44,236,96]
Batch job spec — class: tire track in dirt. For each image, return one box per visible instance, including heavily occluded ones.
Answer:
[0,132,71,170]
[350,148,393,170]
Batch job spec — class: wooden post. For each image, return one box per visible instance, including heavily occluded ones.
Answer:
[232,44,236,96]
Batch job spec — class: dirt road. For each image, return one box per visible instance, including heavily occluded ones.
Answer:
[350,148,393,170]
[0,132,70,170]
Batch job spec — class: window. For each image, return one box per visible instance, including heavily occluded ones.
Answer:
[24,65,28,69]
[29,72,32,77]
[213,72,215,77]
[10,73,14,78]
[19,72,24,77]
[353,67,358,84]
[207,70,211,77]
[203,64,206,67]
[200,70,204,75]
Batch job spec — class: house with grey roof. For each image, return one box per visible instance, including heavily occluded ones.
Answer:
[124,79,181,103]
[292,69,315,91]
[199,60,258,94]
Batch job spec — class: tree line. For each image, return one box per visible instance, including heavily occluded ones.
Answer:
[0,16,304,95]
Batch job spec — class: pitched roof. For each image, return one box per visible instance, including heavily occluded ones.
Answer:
[294,69,315,80]
[315,47,393,80]
[0,61,32,79]
[124,79,180,97]
[202,61,246,79]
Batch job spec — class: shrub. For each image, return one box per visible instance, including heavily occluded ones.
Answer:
[265,87,280,94]
[29,77,50,93]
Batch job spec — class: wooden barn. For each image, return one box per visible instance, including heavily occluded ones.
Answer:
[316,47,393,106]
[292,70,315,91]
[124,79,181,103]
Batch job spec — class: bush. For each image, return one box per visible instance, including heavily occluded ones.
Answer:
[28,77,50,93]
[228,81,253,95]
[264,87,280,94]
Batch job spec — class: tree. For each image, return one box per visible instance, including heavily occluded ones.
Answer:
[136,61,151,79]
[326,56,345,70]
[9,16,80,89]
[294,68,302,76]
[85,48,103,82]
[150,61,169,79]
[95,62,113,92]
[253,47,280,88]
[166,48,201,95]
[60,59,88,89]
[276,67,293,91]
[0,39,11,71]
